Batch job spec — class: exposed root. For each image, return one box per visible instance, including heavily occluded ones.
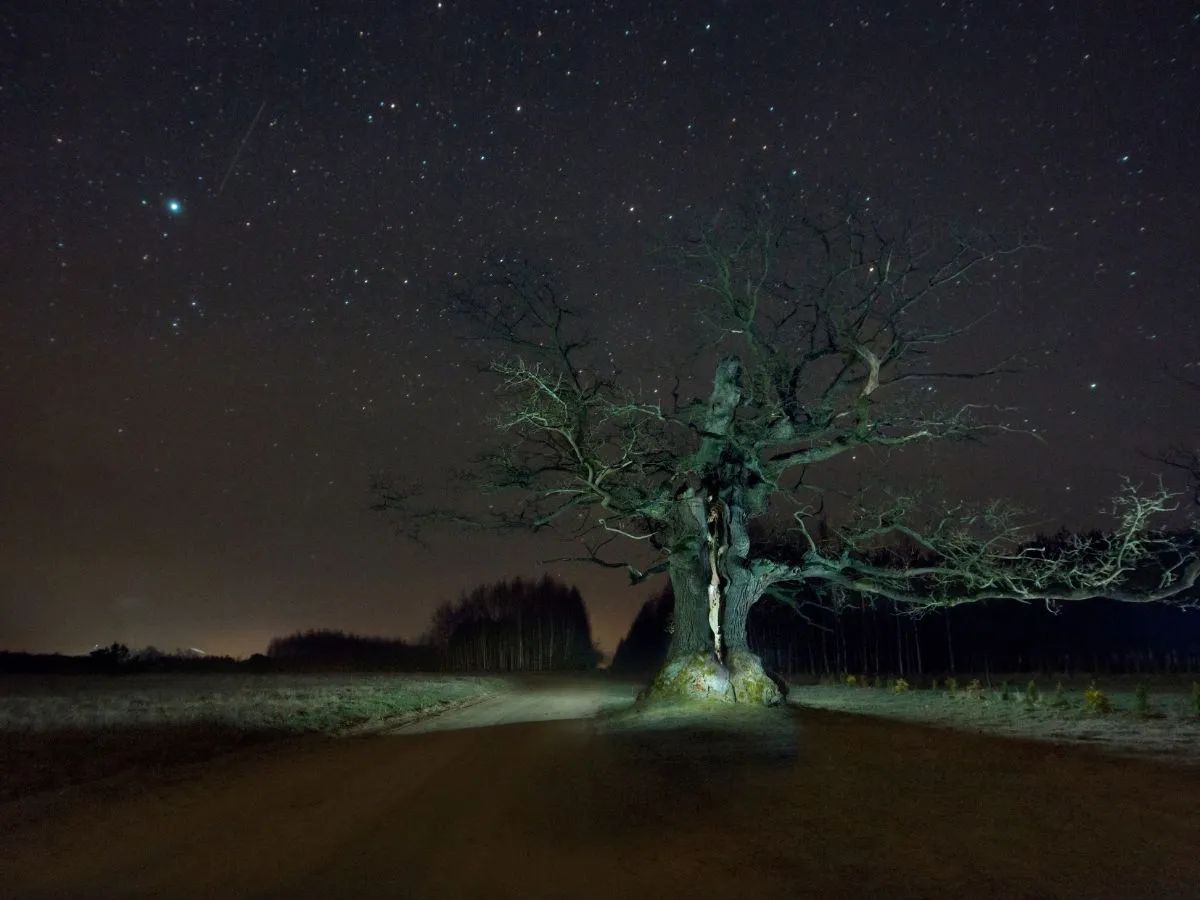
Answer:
[641,650,785,706]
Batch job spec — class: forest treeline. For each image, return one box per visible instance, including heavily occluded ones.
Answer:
[0,644,245,675]
[267,575,599,671]
[746,525,1200,678]
[0,575,600,674]
[426,575,597,671]
[7,534,1200,678]
[612,578,1200,678]
[265,631,436,670]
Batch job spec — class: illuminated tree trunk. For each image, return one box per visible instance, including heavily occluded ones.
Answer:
[666,555,712,658]
[638,357,786,705]
[644,491,784,705]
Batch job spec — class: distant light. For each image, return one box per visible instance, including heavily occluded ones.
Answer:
[1088,382,1098,390]
[165,198,183,215]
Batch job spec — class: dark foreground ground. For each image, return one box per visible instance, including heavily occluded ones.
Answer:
[2,682,1198,899]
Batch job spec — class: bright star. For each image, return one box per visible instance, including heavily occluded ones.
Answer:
[165,199,183,215]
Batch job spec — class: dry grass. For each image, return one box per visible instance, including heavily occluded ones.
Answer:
[0,673,503,800]
[790,676,1200,763]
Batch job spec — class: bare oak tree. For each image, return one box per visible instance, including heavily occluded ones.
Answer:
[378,190,1199,704]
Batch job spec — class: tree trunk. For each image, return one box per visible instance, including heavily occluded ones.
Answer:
[643,566,782,705]
[860,599,868,677]
[666,556,712,658]
[643,494,783,705]
[640,360,784,706]
[914,622,924,675]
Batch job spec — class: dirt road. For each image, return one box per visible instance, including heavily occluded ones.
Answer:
[2,680,1199,898]
[391,677,638,733]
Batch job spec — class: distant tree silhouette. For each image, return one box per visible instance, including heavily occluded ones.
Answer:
[610,585,673,676]
[88,642,130,668]
[429,575,598,671]
[266,630,435,670]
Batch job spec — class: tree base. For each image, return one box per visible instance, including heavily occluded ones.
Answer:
[641,649,785,706]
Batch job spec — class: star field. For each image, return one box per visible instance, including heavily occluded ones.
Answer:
[1,2,1197,656]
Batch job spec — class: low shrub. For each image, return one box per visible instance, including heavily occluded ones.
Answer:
[1134,683,1151,718]
[945,677,958,695]
[844,674,858,687]
[893,677,910,694]
[965,678,984,700]
[1083,682,1112,715]
[1024,679,1039,707]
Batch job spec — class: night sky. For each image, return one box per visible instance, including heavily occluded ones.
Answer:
[2,2,1197,658]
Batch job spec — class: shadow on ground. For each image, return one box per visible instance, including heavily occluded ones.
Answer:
[599,701,801,767]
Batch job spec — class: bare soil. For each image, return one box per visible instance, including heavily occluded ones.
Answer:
[2,679,1198,898]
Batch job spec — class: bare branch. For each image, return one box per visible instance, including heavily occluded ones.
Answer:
[764,480,1200,613]
[376,190,1196,653]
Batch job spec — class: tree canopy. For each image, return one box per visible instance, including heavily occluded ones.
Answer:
[378,188,1198,702]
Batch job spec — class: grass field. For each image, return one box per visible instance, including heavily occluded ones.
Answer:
[0,673,503,801]
[790,676,1200,763]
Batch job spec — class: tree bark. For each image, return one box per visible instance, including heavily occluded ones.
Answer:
[643,493,783,705]
[637,360,784,705]
[667,556,712,657]
[721,569,760,654]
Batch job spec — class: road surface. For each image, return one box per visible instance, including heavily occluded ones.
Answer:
[2,678,1199,898]
[391,676,638,733]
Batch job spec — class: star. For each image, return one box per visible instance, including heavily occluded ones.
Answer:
[165,198,184,215]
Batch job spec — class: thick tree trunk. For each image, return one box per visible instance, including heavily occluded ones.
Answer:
[666,556,712,658]
[643,501,784,705]
[721,571,757,655]
[640,359,783,706]
[643,565,783,705]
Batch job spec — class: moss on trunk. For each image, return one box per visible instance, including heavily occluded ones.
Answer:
[642,649,785,706]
